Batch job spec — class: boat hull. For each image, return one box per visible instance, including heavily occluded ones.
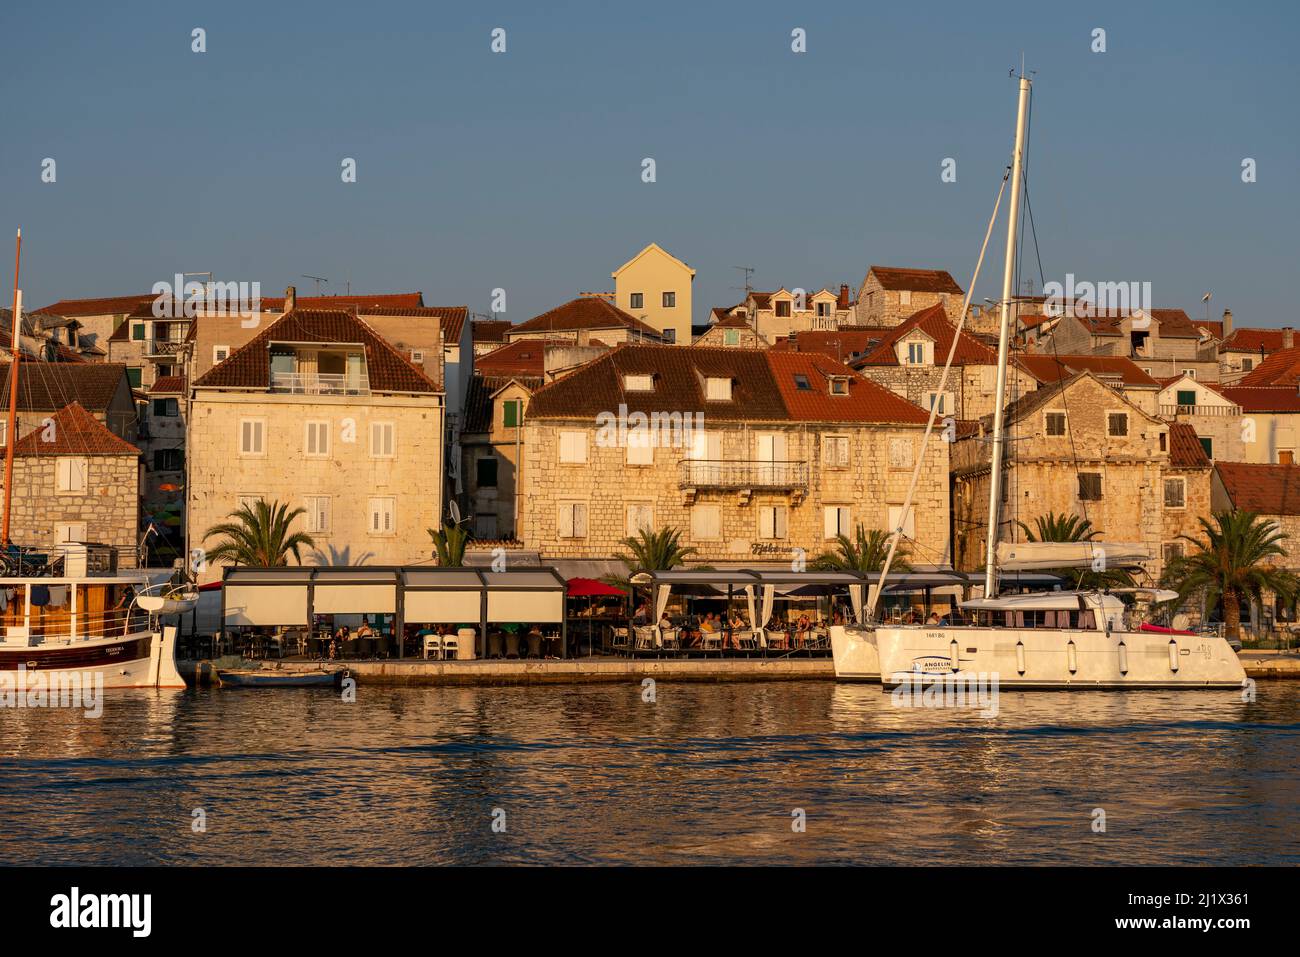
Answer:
[829,625,880,682]
[0,627,186,689]
[217,669,346,688]
[872,626,1247,690]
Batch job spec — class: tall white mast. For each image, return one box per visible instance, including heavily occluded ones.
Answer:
[983,72,1032,598]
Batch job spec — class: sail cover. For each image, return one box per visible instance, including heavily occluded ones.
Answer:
[996,541,1151,570]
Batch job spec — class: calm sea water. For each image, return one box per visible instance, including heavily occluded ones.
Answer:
[1,680,1296,865]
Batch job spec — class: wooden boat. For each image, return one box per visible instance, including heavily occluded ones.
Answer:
[216,668,348,688]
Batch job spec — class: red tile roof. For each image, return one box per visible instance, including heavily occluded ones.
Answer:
[526,344,928,425]
[472,319,513,344]
[13,401,140,456]
[1167,422,1211,468]
[867,266,963,295]
[770,328,891,361]
[1219,327,1291,353]
[192,309,438,393]
[0,363,130,412]
[707,312,753,330]
[33,294,157,317]
[854,303,998,367]
[475,339,561,377]
[1016,353,1160,388]
[149,376,187,395]
[1236,347,1300,387]
[259,292,424,312]
[1216,461,1300,515]
[511,296,662,339]
[1219,386,1300,413]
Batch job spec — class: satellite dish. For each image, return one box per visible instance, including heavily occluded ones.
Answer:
[449,500,462,524]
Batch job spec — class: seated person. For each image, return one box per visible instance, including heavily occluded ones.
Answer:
[633,602,650,626]
[357,620,374,639]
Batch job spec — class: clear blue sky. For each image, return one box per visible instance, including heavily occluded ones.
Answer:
[2,0,1296,327]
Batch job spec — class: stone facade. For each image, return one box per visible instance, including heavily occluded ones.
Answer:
[853,274,959,328]
[858,362,1038,423]
[520,418,950,566]
[6,456,141,566]
[692,321,770,350]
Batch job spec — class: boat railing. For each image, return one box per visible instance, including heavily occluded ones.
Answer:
[2,607,150,645]
[0,542,123,578]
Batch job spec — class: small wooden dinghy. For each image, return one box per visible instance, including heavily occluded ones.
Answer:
[216,668,349,688]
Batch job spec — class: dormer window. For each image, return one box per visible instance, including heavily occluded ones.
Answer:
[899,290,912,306]
[793,374,812,391]
[775,300,791,318]
[906,341,927,365]
[705,377,732,401]
[624,374,654,392]
[829,377,849,396]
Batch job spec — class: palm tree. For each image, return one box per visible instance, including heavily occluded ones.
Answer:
[1163,510,1299,643]
[428,519,471,567]
[813,524,911,573]
[1015,510,1135,589]
[203,499,315,567]
[606,526,699,590]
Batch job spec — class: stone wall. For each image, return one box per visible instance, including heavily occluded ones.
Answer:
[853,276,956,328]
[857,363,1038,422]
[7,456,140,566]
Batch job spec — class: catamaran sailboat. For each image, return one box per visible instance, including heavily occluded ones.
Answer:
[0,229,192,690]
[832,72,1246,690]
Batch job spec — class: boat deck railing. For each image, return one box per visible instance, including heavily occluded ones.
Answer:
[1,608,149,646]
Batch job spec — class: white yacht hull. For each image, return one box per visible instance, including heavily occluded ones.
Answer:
[829,625,880,682]
[872,626,1247,690]
[0,625,186,690]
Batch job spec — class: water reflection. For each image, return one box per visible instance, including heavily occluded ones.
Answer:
[0,682,1296,865]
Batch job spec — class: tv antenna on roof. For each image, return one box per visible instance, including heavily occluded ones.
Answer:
[732,265,755,298]
[302,274,329,296]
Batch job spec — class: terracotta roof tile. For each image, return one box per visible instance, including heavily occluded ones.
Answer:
[854,304,997,367]
[13,401,140,456]
[867,266,963,295]
[511,297,661,338]
[770,328,891,360]
[0,363,129,412]
[1236,346,1300,387]
[472,319,513,344]
[1016,353,1160,388]
[1216,461,1300,515]
[464,374,542,433]
[1167,422,1211,468]
[1219,327,1290,353]
[1219,386,1300,413]
[192,309,438,393]
[33,294,156,317]
[149,376,187,395]
[475,339,566,378]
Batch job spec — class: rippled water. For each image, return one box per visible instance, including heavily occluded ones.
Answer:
[1,680,1297,865]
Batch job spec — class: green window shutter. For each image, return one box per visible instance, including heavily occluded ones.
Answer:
[131,323,145,341]
[502,400,519,427]
[126,367,142,388]
[1176,390,1196,407]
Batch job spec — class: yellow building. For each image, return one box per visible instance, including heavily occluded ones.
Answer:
[611,243,695,345]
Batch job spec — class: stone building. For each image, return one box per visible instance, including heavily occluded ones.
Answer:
[460,374,542,540]
[0,363,138,450]
[852,266,964,328]
[610,243,695,345]
[1037,308,1220,381]
[1156,375,1242,462]
[1161,422,1215,568]
[1014,353,1162,417]
[739,284,855,341]
[851,303,1037,422]
[770,327,893,364]
[139,375,187,559]
[1216,320,1292,383]
[1212,461,1300,629]
[951,371,1184,580]
[506,296,664,346]
[692,312,771,349]
[3,402,142,566]
[187,308,445,582]
[519,344,950,568]
[30,293,157,359]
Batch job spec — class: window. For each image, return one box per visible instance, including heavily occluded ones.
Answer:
[557,501,588,538]
[1163,542,1184,563]
[926,392,951,415]
[1107,412,1129,437]
[816,301,831,317]
[775,300,791,318]
[624,374,654,391]
[213,345,230,364]
[824,506,851,538]
[888,437,913,469]
[237,494,261,510]
[55,522,87,544]
[475,514,499,538]
[661,328,676,343]
[723,329,740,346]
[759,505,788,540]
[156,363,173,378]
[823,435,850,467]
[303,420,330,457]
[131,322,145,341]
[662,292,676,308]
[370,421,395,458]
[153,449,183,471]
[476,456,498,488]
[126,367,143,388]
[239,418,265,456]
[899,290,912,306]
[306,496,331,534]
[502,399,520,428]
[56,457,88,493]
[368,497,395,535]
[906,342,926,365]
[558,430,587,463]
[830,378,850,396]
[629,293,644,309]
[1176,389,1197,407]
[691,504,722,540]
[1078,473,1103,501]
[1159,431,1168,452]
[152,398,178,417]
[1045,412,1067,436]
[793,374,812,391]
[705,377,732,401]
[1181,369,1197,379]
[1164,478,1185,509]
[1199,437,1213,459]
[887,505,916,540]
[626,503,654,537]
[1241,357,1254,371]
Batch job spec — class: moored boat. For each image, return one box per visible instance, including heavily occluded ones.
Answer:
[216,668,348,688]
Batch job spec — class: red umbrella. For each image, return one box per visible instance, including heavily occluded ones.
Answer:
[566,577,626,597]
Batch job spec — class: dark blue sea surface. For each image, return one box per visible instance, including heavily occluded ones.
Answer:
[1,681,1296,865]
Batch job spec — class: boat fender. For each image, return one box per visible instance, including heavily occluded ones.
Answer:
[1015,639,1026,675]
[949,639,960,673]
[1066,640,1078,675]
[1168,639,1179,673]
[1117,639,1128,676]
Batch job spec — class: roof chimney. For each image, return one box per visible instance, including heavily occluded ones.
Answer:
[284,285,296,312]
[838,283,850,310]
[1222,308,1232,336]
[1285,326,1294,350]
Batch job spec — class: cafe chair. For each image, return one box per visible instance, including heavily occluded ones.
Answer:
[441,635,459,660]
[423,635,442,660]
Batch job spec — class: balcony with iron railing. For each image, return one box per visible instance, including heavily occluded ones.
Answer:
[678,459,809,490]
[145,339,187,358]
[270,371,371,396]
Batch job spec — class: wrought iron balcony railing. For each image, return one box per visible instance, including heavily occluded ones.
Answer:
[678,459,808,490]
[269,371,371,396]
